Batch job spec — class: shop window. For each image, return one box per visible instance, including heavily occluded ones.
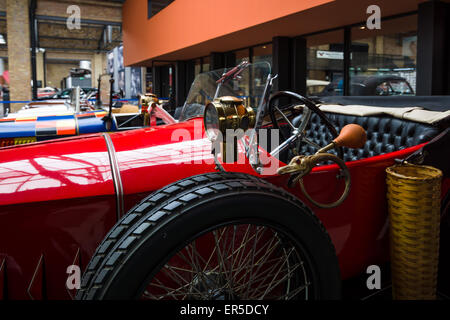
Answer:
[148,0,174,19]
[252,44,272,65]
[146,67,153,93]
[306,30,344,97]
[202,56,210,72]
[350,14,417,96]
[194,58,202,77]
[147,0,152,18]
[234,49,250,65]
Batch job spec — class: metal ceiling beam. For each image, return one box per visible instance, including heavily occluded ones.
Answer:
[39,35,121,43]
[36,15,121,26]
[30,0,38,99]
[43,47,109,53]
[37,20,104,29]
[46,59,90,64]
[98,25,106,50]
[40,35,97,41]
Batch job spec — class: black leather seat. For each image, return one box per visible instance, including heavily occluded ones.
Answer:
[294,112,440,162]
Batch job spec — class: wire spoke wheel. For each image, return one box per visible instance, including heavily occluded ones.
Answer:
[142,223,311,300]
[77,173,341,300]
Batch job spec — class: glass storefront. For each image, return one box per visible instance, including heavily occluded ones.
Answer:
[350,14,417,96]
[304,14,417,97]
[194,58,202,77]
[253,44,272,65]
[188,13,418,98]
[229,45,272,107]
[235,48,250,65]
[202,56,210,72]
[306,30,344,96]
[148,0,174,18]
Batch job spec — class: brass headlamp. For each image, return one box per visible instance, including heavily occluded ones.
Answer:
[139,93,159,126]
[204,96,255,141]
[204,96,255,162]
[139,93,159,110]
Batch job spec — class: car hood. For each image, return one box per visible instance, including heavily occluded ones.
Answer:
[0,118,214,207]
[0,117,257,207]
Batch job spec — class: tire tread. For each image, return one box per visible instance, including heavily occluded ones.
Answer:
[77,172,337,300]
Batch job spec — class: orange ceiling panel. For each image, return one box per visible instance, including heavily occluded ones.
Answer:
[123,0,432,66]
[123,0,334,65]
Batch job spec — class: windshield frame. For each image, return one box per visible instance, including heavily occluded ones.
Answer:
[179,61,272,122]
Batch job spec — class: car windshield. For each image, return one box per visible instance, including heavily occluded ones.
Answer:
[387,80,414,95]
[179,61,271,121]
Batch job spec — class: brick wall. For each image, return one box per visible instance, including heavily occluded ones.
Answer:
[36,0,122,23]
[6,0,31,111]
[46,63,77,88]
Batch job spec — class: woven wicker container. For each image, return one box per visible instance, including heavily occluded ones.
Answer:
[386,163,442,300]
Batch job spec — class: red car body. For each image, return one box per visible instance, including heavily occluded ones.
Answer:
[0,114,448,299]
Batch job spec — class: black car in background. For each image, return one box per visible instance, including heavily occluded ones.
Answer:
[318,75,415,96]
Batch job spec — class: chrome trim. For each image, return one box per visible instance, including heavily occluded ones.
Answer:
[0,258,6,299]
[27,254,44,300]
[102,132,124,220]
[74,116,79,136]
[111,109,119,131]
[66,248,81,300]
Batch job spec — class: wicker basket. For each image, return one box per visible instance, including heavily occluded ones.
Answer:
[386,163,442,300]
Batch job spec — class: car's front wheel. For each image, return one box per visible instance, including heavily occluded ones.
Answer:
[77,173,341,300]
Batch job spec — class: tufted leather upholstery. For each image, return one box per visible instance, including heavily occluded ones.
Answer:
[293,112,440,162]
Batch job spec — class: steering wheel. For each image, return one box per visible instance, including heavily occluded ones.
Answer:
[268,91,343,160]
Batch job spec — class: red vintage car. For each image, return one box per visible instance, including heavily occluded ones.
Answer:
[0,62,448,300]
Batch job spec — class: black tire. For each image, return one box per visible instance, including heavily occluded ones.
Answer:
[76,172,249,298]
[77,173,341,300]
